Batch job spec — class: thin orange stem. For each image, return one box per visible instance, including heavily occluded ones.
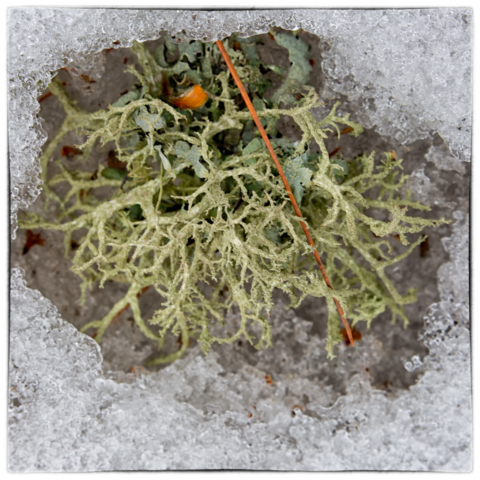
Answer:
[215,40,354,347]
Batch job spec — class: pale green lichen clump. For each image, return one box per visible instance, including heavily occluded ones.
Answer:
[20,32,448,362]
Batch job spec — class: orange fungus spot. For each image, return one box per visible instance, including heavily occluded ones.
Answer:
[340,327,362,346]
[171,85,208,110]
[23,230,45,255]
[340,126,354,135]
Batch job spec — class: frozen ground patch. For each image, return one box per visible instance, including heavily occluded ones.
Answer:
[8,8,471,471]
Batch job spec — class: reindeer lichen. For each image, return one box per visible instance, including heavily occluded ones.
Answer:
[20,32,449,362]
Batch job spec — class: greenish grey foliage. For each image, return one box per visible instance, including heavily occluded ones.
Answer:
[243,138,265,155]
[135,105,167,131]
[20,30,448,363]
[154,145,172,172]
[174,141,208,178]
[101,167,128,180]
[283,154,313,204]
[271,31,312,105]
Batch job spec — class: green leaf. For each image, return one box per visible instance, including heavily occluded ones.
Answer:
[101,167,128,180]
[242,137,264,155]
[284,154,313,204]
[271,32,311,105]
[178,40,203,63]
[332,158,349,177]
[111,86,148,108]
[265,64,287,76]
[128,204,143,221]
[174,140,190,156]
[165,38,178,56]
[185,145,208,178]
[264,225,282,246]
[244,174,263,193]
[154,145,172,172]
[153,43,168,68]
[183,69,203,85]
[172,61,191,75]
[233,35,261,67]
[135,106,166,132]
[139,85,149,98]
[112,90,140,108]
[291,168,313,204]
[271,137,296,154]
[174,141,208,178]
[125,132,141,153]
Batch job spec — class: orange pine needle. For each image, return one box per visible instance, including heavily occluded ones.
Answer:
[340,126,354,135]
[215,40,355,347]
[38,91,53,103]
[328,146,341,158]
